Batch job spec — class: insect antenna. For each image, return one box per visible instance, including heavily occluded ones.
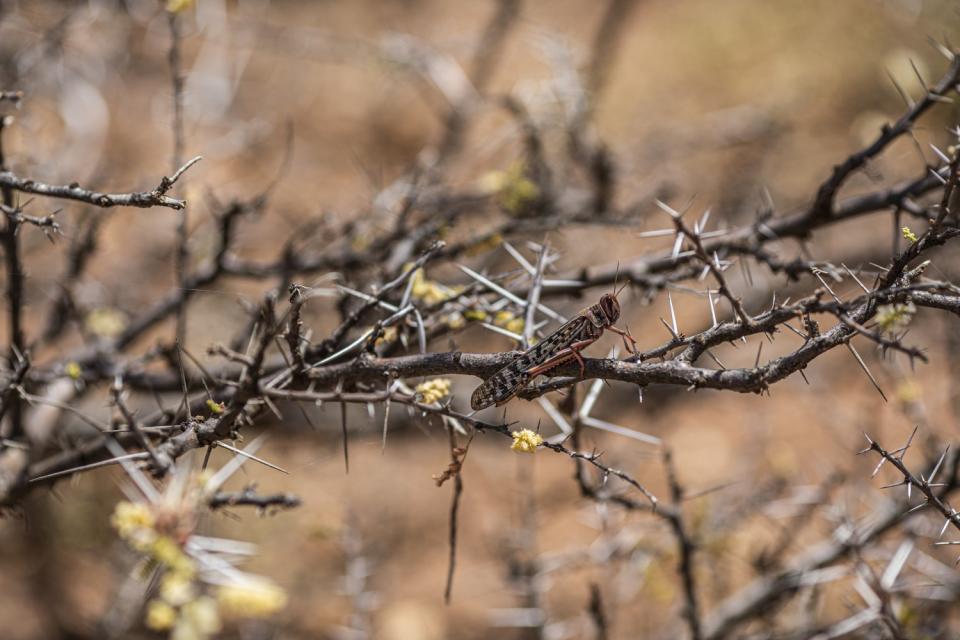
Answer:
[614,262,629,297]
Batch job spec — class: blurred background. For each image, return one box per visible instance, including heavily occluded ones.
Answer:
[0,0,959,638]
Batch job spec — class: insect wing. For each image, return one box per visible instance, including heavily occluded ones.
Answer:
[470,316,589,410]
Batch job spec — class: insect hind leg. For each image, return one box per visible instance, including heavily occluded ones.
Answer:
[525,338,596,380]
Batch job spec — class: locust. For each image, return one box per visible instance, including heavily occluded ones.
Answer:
[471,289,636,410]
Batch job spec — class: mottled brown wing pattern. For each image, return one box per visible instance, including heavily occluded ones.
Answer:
[470,315,592,410]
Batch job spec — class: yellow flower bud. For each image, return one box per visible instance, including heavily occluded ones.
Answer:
[464,309,488,321]
[874,302,916,334]
[86,307,127,338]
[145,599,177,631]
[160,570,195,606]
[511,429,543,453]
[180,596,222,635]
[505,318,525,334]
[65,361,82,380]
[217,581,287,619]
[415,378,452,404]
[111,501,155,539]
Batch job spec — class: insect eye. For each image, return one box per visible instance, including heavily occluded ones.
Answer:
[601,296,618,319]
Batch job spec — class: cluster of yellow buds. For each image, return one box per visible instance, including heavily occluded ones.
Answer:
[901,226,919,244]
[374,326,399,348]
[874,302,916,334]
[111,501,158,548]
[86,307,127,339]
[415,378,452,404]
[410,268,461,305]
[494,310,525,335]
[145,593,219,639]
[112,501,215,637]
[112,495,289,639]
[511,429,543,454]
[464,309,488,322]
[480,161,540,215]
[217,581,288,619]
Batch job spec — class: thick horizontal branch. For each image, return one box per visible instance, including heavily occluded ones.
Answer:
[301,327,833,395]
[88,281,957,397]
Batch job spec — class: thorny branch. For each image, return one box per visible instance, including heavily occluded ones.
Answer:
[208,487,301,512]
[862,432,960,538]
[2,9,960,640]
[0,155,200,210]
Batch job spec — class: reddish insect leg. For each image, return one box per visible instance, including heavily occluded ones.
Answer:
[607,324,638,354]
[525,338,597,379]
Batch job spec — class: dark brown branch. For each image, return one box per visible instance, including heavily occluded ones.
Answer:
[0,156,200,211]
[663,448,702,640]
[0,116,24,439]
[864,435,960,536]
[208,487,301,511]
[811,52,960,216]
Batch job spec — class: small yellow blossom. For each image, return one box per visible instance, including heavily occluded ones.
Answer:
[411,268,456,305]
[902,226,918,243]
[874,302,916,334]
[492,310,525,335]
[150,536,195,576]
[161,570,196,605]
[374,326,398,348]
[480,161,540,214]
[111,501,155,539]
[505,317,525,334]
[65,361,82,380]
[217,581,288,619]
[86,307,127,338]
[166,0,195,13]
[511,429,543,453]
[146,599,177,631]
[416,378,452,404]
[446,312,466,330]
[178,597,222,638]
[205,399,224,415]
[464,309,488,322]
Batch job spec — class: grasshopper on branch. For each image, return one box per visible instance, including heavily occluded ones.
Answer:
[470,289,636,410]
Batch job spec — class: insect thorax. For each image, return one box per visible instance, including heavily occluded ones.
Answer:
[584,304,608,328]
